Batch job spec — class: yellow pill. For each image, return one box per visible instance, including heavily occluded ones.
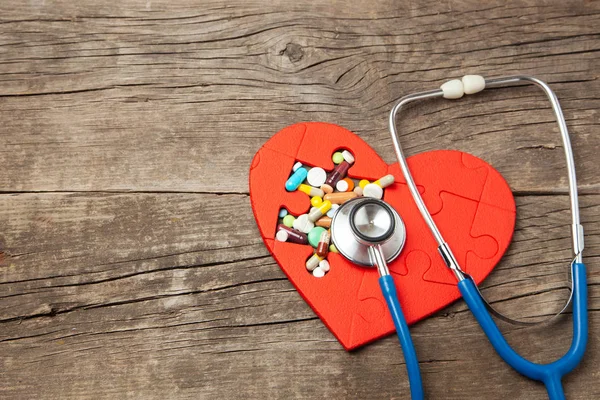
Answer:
[298,184,325,198]
[329,244,339,253]
[359,179,370,189]
[311,196,323,207]
[374,174,395,188]
[308,200,332,223]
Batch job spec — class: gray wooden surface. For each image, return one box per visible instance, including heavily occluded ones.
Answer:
[0,1,598,399]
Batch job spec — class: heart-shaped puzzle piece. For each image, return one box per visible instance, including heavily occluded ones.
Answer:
[249,122,515,350]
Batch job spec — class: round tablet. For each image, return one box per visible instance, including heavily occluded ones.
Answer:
[275,230,289,242]
[332,152,344,164]
[363,183,383,199]
[312,266,325,278]
[310,196,323,207]
[335,180,349,192]
[307,167,327,187]
[319,259,330,272]
[308,226,326,248]
[278,208,288,218]
[282,215,295,228]
[293,214,314,233]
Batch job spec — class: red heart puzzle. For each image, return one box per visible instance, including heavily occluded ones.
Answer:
[249,122,515,350]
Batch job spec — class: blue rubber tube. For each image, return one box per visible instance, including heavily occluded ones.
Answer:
[458,263,587,400]
[379,275,424,400]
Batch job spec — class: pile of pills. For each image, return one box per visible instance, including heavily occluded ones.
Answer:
[277,150,395,278]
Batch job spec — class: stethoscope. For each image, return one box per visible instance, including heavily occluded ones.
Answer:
[330,75,587,400]
[330,196,424,400]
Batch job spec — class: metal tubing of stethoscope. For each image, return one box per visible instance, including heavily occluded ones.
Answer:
[367,245,390,276]
[485,76,583,263]
[389,76,583,265]
[388,89,444,247]
[388,89,467,281]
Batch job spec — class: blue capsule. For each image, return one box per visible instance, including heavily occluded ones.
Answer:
[285,167,308,191]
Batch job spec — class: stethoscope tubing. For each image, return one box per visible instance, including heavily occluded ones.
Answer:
[380,275,424,400]
[387,75,587,398]
[458,262,587,400]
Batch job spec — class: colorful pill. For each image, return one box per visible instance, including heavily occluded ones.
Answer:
[324,192,358,204]
[277,224,308,244]
[312,266,326,278]
[275,230,289,242]
[319,259,330,272]
[306,253,323,271]
[325,161,350,189]
[282,214,296,228]
[329,243,339,253]
[316,216,332,228]
[341,150,355,164]
[332,152,344,164]
[363,183,383,199]
[311,196,323,207]
[298,183,324,198]
[316,231,330,258]
[374,174,395,188]
[293,214,314,233]
[321,184,334,194]
[359,179,370,189]
[308,226,326,248]
[308,200,332,223]
[307,167,327,187]
[279,208,288,218]
[292,162,303,172]
[336,179,349,192]
[285,167,308,191]
[354,186,363,196]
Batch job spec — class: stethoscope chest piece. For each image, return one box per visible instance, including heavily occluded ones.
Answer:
[330,197,406,267]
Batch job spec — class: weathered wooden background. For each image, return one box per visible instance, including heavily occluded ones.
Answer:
[0,0,598,399]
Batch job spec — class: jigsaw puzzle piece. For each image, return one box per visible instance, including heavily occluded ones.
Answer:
[461,152,516,213]
[383,180,436,276]
[419,192,498,285]
[263,123,306,158]
[391,249,461,325]
[295,122,388,181]
[272,240,371,350]
[387,150,488,215]
[350,269,391,347]
[466,202,516,281]
[249,147,310,239]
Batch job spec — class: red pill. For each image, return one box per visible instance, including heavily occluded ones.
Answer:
[325,161,350,189]
[277,224,308,245]
[316,231,330,258]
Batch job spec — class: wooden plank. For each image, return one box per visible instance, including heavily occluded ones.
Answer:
[0,192,598,399]
[0,0,599,398]
[0,1,598,193]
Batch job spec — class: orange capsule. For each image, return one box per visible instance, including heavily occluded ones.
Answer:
[316,216,332,228]
[324,192,358,204]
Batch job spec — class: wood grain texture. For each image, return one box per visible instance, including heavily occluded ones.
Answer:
[0,0,598,399]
